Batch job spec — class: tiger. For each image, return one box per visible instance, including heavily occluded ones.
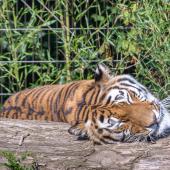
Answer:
[0,64,169,144]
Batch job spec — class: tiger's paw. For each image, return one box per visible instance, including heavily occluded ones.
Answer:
[68,121,88,139]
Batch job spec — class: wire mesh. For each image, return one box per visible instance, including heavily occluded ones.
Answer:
[0,0,170,105]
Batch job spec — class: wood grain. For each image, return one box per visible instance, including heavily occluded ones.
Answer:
[0,118,170,170]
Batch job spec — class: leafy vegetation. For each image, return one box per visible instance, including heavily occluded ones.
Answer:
[0,0,169,103]
[0,151,35,170]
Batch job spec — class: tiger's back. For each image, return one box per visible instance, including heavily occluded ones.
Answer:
[1,85,61,121]
[0,80,98,123]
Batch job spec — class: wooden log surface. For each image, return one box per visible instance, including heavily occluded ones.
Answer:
[0,118,170,170]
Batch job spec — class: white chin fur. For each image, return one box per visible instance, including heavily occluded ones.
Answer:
[156,104,170,137]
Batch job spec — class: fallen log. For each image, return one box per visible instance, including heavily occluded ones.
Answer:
[0,118,170,170]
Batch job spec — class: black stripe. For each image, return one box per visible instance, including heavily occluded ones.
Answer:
[71,83,80,95]
[22,87,46,107]
[78,105,86,121]
[31,87,47,107]
[126,92,132,104]
[120,82,147,93]
[82,106,89,121]
[99,93,107,103]
[56,87,65,109]
[106,96,111,105]
[84,108,90,123]
[83,86,95,104]
[102,107,112,116]
[65,83,80,100]
[49,89,58,113]
[75,86,95,120]
[34,88,50,111]
[21,88,38,107]
[107,86,121,91]
[108,85,145,101]
[62,83,77,116]
[39,88,51,104]
[54,87,65,120]
[63,83,76,102]
[92,85,101,105]
[117,77,148,92]
[46,87,55,110]
[36,111,44,116]
[116,77,136,84]
[14,92,23,105]
[85,87,95,104]
[76,101,85,121]
[4,106,21,118]
[87,90,96,105]
[99,137,111,144]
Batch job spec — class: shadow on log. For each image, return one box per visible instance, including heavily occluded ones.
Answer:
[0,118,170,170]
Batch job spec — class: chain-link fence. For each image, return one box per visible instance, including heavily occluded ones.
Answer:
[0,0,170,105]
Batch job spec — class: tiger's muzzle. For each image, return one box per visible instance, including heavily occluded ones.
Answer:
[108,101,166,143]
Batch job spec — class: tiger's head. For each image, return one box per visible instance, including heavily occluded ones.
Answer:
[69,101,162,144]
[90,64,170,143]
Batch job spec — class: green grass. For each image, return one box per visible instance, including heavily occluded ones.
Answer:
[0,0,169,101]
[0,151,35,170]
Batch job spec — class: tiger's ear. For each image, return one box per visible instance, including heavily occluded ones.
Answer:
[94,64,112,83]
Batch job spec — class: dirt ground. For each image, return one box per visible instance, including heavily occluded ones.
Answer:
[0,118,170,170]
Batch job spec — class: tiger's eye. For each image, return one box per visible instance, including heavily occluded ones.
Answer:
[108,117,120,125]
[108,119,117,125]
[115,95,125,100]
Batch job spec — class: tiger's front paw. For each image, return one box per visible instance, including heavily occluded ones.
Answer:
[68,121,88,140]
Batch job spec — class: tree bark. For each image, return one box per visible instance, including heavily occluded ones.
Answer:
[0,118,170,170]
